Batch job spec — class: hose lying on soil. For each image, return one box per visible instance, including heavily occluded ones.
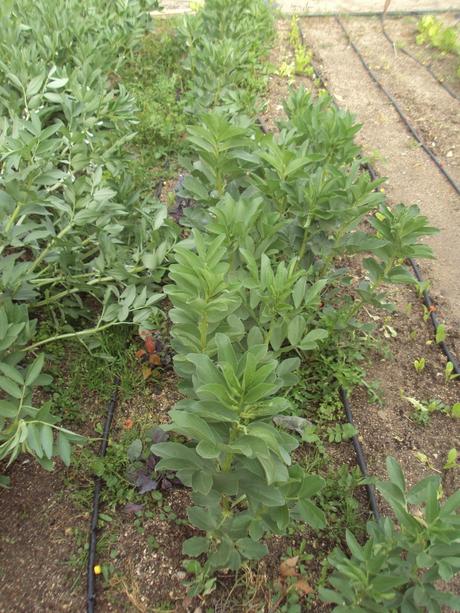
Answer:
[300,20,460,373]
[380,15,460,102]
[408,258,460,375]
[297,18,460,516]
[339,388,380,520]
[335,15,460,197]
[87,378,120,613]
[297,10,460,18]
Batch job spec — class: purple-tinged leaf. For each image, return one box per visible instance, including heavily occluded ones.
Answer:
[136,473,158,494]
[161,478,172,491]
[124,503,144,514]
[146,454,157,471]
[151,428,169,444]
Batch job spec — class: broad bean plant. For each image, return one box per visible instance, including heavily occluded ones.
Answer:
[320,457,460,611]
[152,0,440,586]
[0,0,175,468]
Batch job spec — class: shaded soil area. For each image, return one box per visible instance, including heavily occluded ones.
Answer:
[0,462,87,613]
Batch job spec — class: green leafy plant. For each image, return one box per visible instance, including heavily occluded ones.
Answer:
[0,0,176,469]
[416,16,460,54]
[413,357,426,373]
[416,15,460,79]
[435,323,446,344]
[320,457,460,611]
[153,94,438,592]
[445,361,460,383]
[326,423,357,443]
[289,16,314,77]
[177,0,274,117]
[402,395,451,425]
[444,448,458,470]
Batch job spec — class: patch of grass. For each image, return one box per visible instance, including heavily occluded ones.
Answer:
[121,20,188,191]
[47,326,149,423]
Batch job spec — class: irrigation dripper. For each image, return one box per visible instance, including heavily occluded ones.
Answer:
[87,378,120,613]
[335,15,460,197]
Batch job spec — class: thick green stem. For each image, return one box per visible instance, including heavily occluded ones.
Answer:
[4,202,23,234]
[199,312,209,352]
[32,266,144,308]
[29,222,73,275]
[25,320,132,351]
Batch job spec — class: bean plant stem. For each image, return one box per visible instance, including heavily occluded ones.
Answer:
[25,320,133,351]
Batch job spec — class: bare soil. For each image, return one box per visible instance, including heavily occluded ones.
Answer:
[157,0,460,15]
[344,15,460,183]
[0,462,86,613]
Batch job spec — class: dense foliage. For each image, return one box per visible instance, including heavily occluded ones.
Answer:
[177,0,274,117]
[2,1,459,608]
[147,0,449,597]
[321,458,460,611]
[0,0,176,468]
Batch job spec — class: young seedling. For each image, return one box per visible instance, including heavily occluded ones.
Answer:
[436,323,447,344]
[445,361,459,383]
[413,357,426,373]
[444,448,459,470]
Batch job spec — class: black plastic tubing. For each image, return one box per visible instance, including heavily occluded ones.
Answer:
[380,15,460,102]
[87,378,120,613]
[335,16,460,197]
[408,258,460,376]
[339,388,381,520]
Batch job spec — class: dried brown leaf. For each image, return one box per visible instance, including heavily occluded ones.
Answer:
[295,578,313,595]
[280,556,299,577]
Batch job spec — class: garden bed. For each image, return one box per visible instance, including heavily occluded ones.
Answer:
[1,4,459,613]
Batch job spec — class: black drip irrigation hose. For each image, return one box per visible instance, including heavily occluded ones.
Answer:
[339,388,380,520]
[380,15,460,102]
[296,19,460,517]
[408,258,460,376]
[295,10,460,19]
[87,378,120,613]
[335,15,460,197]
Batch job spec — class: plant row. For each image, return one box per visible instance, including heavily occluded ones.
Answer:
[145,2,460,610]
[0,0,177,469]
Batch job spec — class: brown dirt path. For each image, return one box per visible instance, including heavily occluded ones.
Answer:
[345,16,460,184]
[382,14,460,98]
[303,16,460,344]
[157,1,460,14]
